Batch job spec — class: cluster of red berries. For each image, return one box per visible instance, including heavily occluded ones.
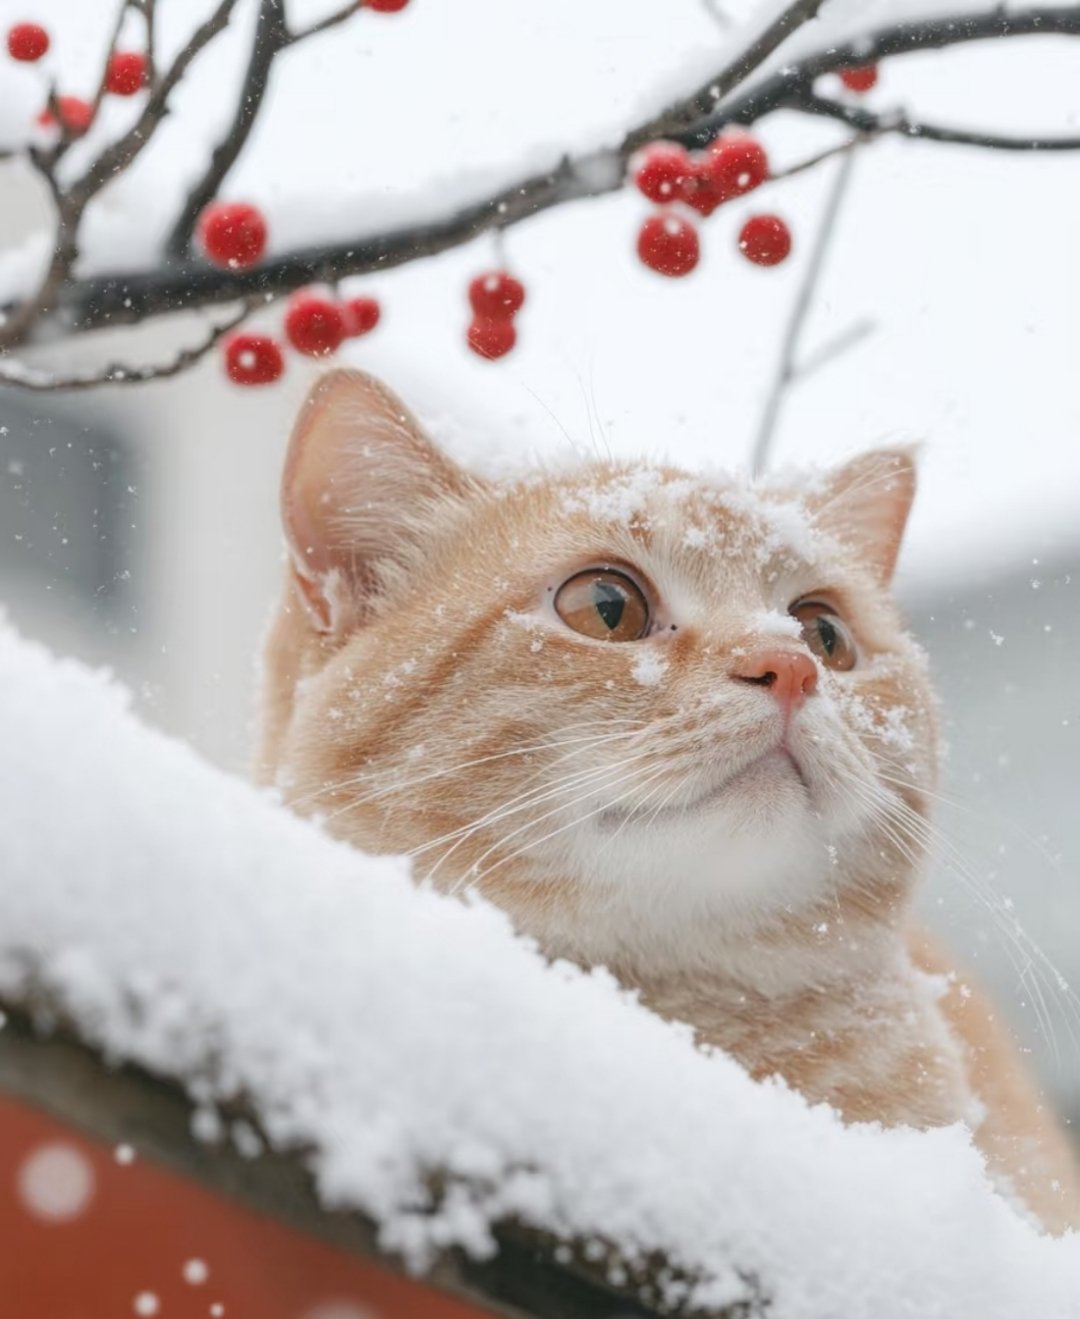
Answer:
[465,270,526,361]
[632,131,793,276]
[223,292,381,385]
[11,21,150,138]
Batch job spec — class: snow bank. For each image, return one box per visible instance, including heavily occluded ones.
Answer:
[0,622,1078,1318]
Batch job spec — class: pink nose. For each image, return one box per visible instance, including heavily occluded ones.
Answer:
[731,648,818,713]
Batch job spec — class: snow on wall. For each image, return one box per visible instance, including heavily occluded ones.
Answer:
[0,622,1078,1317]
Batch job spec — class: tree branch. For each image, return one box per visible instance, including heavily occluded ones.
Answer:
[48,3,1080,340]
[798,92,1080,150]
[750,150,857,476]
[0,303,250,391]
[165,0,289,258]
[625,0,829,149]
[285,0,362,44]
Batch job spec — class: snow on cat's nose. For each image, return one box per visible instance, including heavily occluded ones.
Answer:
[730,649,818,715]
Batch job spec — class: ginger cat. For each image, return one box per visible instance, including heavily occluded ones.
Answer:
[258,369,1080,1233]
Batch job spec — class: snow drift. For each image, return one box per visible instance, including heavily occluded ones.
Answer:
[0,622,1077,1318]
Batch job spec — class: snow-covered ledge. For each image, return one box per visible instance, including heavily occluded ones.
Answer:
[0,623,1078,1319]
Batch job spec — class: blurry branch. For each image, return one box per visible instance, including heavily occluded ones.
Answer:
[165,0,289,257]
[3,3,1080,387]
[165,0,368,260]
[798,93,1080,150]
[698,0,733,30]
[0,1003,760,1319]
[751,151,858,477]
[286,1,364,44]
[0,303,251,391]
[0,0,241,355]
[794,317,876,380]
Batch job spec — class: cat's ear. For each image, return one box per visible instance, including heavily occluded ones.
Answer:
[282,369,475,634]
[811,447,917,586]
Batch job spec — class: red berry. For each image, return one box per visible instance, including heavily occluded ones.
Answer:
[197,202,268,269]
[342,296,381,336]
[367,0,411,10]
[633,143,691,204]
[707,133,769,200]
[636,212,700,278]
[738,214,792,267]
[7,23,49,61]
[284,294,346,357]
[839,64,878,93]
[679,156,728,217]
[36,96,94,136]
[224,335,284,386]
[105,51,147,96]
[468,270,525,319]
[467,317,516,360]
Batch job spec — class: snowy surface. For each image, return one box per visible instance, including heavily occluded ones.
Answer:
[2,623,1080,1317]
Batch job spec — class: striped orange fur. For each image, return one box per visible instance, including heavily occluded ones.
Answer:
[258,369,1080,1232]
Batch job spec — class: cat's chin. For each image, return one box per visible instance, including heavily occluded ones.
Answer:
[596,746,810,830]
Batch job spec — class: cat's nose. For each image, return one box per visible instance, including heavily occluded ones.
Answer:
[730,649,818,713]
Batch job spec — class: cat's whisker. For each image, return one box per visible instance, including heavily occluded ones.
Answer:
[452,759,669,888]
[417,749,664,883]
[836,771,1076,1064]
[288,718,651,813]
[474,765,673,886]
[314,721,670,830]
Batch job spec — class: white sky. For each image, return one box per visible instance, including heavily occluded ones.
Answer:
[1,0,1079,590]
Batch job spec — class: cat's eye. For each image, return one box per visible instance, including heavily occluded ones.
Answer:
[554,569,650,642]
[790,601,857,671]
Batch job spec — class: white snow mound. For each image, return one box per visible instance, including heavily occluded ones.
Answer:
[0,623,1077,1317]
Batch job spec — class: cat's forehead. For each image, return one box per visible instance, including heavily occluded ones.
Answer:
[520,461,833,578]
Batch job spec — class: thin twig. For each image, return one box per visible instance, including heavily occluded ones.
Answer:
[798,93,1080,149]
[0,0,240,353]
[626,0,828,148]
[769,132,875,182]
[0,304,251,392]
[750,151,857,477]
[144,0,158,85]
[87,1,137,125]
[285,1,362,44]
[66,0,241,210]
[794,317,876,381]
[165,0,288,257]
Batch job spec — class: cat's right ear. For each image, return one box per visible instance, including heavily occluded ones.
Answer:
[281,369,476,635]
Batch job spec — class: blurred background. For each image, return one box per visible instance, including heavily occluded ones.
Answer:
[1,0,1078,1121]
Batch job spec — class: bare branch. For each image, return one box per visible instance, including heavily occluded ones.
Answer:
[144,0,158,85]
[625,0,828,149]
[166,0,288,257]
[799,93,1080,150]
[87,1,138,126]
[794,316,876,381]
[750,150,857,477]
[285,1,362,44]
[0,304,250,392]
[66,0,242,211]
[50,3,1080,340]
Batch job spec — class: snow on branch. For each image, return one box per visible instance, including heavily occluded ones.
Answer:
[1,623,1079,1319]
[0,2,1079,389]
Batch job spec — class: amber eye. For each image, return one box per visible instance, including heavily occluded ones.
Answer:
[790,600,857,671]
[554,569,650,642]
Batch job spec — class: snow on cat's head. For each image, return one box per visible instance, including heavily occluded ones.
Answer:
[260,370,935,974]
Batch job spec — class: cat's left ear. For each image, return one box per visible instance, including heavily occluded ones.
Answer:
[282,369,477,635]
[810,447,917,586]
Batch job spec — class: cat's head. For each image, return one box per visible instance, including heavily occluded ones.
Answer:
[261,370,936,973]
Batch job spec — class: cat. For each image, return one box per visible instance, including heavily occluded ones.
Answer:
[257,368,1080,1233]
